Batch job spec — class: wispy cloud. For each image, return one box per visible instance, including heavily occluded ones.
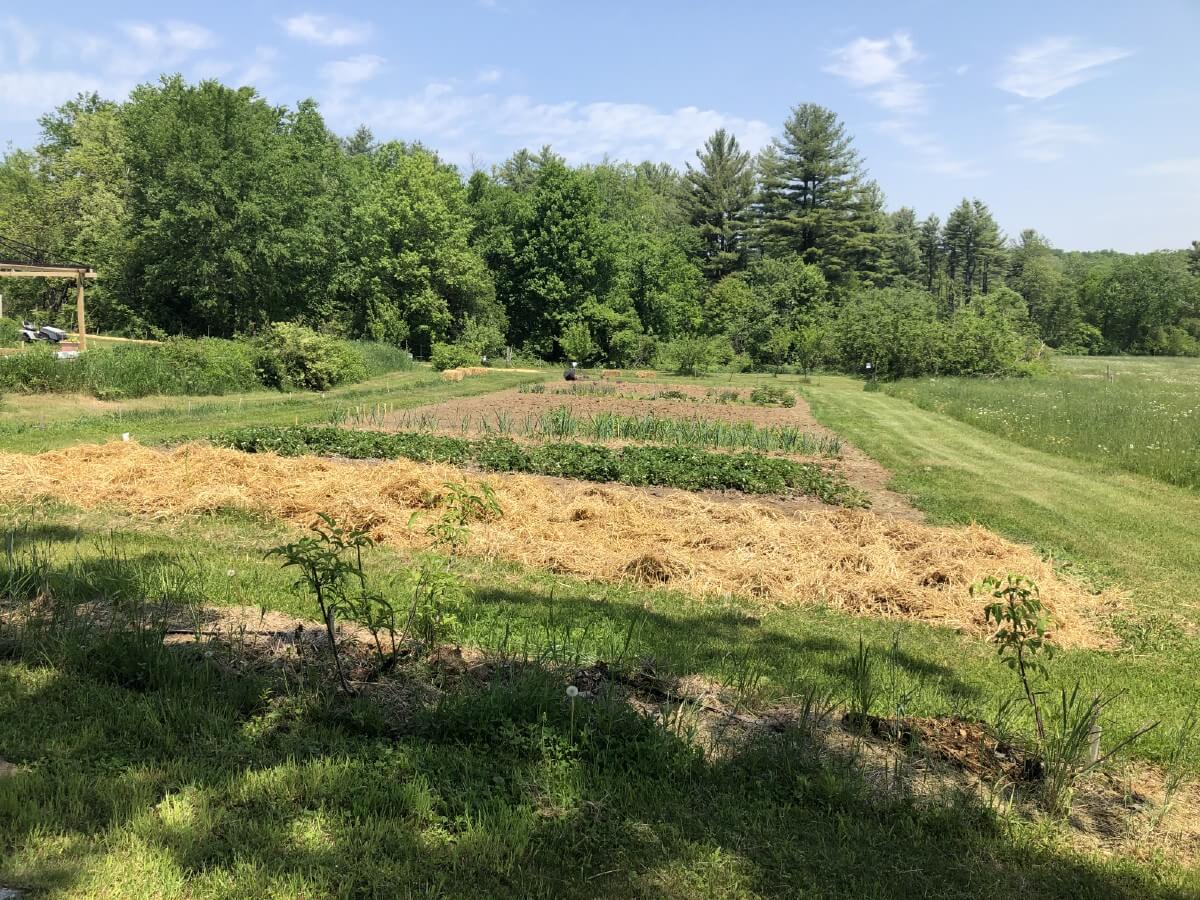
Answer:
[827,32,980,178]
[321,81,772,167]
[1134,158,1200,177]
[998,37,1131,100]
[476,67,503,84]
[321,54,385,86]
[282,13,372,47]
[825,31,925,113]
[0,16,40,65]
[1014,118,1097,161]
[877,120,987,178]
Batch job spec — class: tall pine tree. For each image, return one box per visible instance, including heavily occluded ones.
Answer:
[754,104,868,282]
[681,128,754,281]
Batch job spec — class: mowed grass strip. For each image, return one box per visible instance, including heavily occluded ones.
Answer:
[213,425,867,505]
[799,375,1200,620]
[885,359,1200,489]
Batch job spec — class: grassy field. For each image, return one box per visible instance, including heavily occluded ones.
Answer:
[0,368,545,454]
[2,502,1196,898]
[1,365,1199,897]
[884,356,1200,490]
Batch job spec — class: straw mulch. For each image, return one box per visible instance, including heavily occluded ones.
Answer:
[0,442,1117,648]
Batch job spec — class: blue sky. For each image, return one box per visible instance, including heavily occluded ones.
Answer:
[1,1,1197,252]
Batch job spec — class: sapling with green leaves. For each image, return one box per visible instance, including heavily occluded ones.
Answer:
[974,574,1055,741]
[269,513,373,693]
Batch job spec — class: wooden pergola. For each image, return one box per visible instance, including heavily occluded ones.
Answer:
[0,234,97,350]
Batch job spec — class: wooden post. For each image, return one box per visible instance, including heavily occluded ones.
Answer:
[75,270,87,351]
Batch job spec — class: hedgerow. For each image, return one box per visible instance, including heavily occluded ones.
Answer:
[213,426,869,507]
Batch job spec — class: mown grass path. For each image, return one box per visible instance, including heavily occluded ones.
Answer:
[801,376,1200,620]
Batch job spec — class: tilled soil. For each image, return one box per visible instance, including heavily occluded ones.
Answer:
[367,382,920,521]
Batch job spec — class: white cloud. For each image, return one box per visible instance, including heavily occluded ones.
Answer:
[282,13,372,47]
[998,37,1131,100]
[1134,158,1200,177]
[122,21,217,55]
[1,17,40,65]
[826,33,979,177]
[476,67,503,84]
[321,54,385,86]
[238,46,280,87]
[0,17,225,122]
[1014,117,1097,161]
[876,120,986,178]
[321,82,772,166]
[826,32,926,113]
[0,70,104,117]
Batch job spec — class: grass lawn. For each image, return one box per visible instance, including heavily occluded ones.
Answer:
[2,503,1197,898]
[883,356,1200,490]
[798,375,1200,623]
[1,367,1198,897]
[0,368,547,454]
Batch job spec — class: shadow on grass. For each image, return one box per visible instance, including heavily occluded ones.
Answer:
[0,631,1190,900]
[467,584,983,707]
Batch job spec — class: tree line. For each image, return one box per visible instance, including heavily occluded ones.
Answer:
[1,74,1197,373]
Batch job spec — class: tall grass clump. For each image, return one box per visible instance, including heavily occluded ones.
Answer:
[377,407,842,456]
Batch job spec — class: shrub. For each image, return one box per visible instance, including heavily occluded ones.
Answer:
[255,323,368,391]
[429,342,478,371]
[828,288,1029,379]
[559,321,596,365]
[457,317,507,359]
[0,317,20,347]
[658,335,720,376]
[750,385,795,408]
[351,341,413,376]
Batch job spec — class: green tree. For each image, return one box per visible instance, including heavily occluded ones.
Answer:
[119,78,344,335]
[917,214,944,294]
[754,104,869,283]
[886,207,922,282]
[559,320,596,363]
[1082,253,1198,353]
[681,128,755,280]
[942,198,1005,307]
[474,155,620,357]
[342,143,498,352]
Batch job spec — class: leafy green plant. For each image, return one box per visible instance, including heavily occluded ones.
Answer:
[415,481,503,553]
[975,574,1055,741]
[254,323,368,391]
[216,426,868,506]
[559,321,596,364]
[269,513,373,693]
[401,557,467,649]
[429,342,479,371]
[750,385,795,407]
